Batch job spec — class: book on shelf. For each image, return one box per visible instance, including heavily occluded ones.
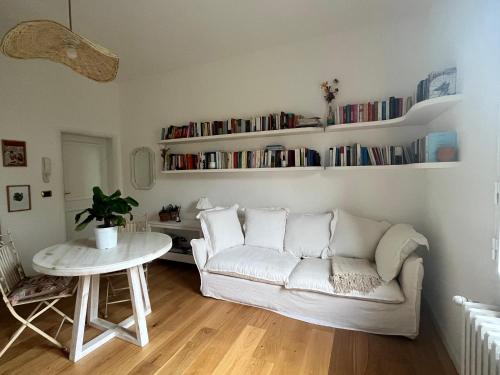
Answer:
[411,131,458,163]
[330,96,413,126]
[163,147,321,170]
[328,144,407,167]
[160,112,321,140]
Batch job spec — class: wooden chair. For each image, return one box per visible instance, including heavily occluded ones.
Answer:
[103,215,150,318]
[0,233,76,359]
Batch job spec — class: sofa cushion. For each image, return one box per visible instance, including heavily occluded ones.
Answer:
[244,208,288,252]
[329,208,391,260]
[198,205,244,258]
[284,213,332,258]
[375,224,429,282]
[205,245,299,285]
[285,258,404,304]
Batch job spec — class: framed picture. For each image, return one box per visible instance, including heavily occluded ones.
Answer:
[2,139,27,167]
[6,185,31,212]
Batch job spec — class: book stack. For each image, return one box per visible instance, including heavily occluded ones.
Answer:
[332,96,413,125]
[297,116,322,128]
[329,144,407,167]
[410,131,458,163]
[164,147,321,170]
[161,112,316,140]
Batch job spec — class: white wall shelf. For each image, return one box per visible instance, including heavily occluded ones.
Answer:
[158,126,324,145]
[324,162,459,171]
[325,95,462,133]
[161,166,323,174]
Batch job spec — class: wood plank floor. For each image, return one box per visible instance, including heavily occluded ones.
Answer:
[0,261,457,375]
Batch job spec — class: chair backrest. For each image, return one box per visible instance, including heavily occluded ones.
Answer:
[120,213,149,233]
[0,233,25,296]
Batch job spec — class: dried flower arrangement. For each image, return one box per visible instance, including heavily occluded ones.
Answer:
[321,79,340,124]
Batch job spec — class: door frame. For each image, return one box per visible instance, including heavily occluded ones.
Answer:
[59,129,122,241]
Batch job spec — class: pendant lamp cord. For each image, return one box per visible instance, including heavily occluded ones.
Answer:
[68,0,73,31]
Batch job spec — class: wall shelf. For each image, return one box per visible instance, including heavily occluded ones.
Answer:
[324,162,459,171]
[161,166,324,174]
[325,95,463,133]
[158,126,324,145]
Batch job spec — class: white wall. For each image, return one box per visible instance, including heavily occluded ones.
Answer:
[422,0,500,366]
[119,15,454,229]
[0,58,121,273]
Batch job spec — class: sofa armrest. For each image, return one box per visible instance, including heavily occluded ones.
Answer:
[191,238,208,271]
[398,254,424,296]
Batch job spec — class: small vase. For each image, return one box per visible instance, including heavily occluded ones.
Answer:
[327,103,335,125]
[94,226,118,250]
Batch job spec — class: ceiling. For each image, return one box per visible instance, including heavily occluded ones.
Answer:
[0,0,435,80]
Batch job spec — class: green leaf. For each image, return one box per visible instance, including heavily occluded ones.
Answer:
[74,208,89,224]
[109,190,122,199]
[124,197,139,207]
[115,216,126,227]
[75,214,95,231]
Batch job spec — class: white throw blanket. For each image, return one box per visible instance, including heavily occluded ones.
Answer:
[330,256,381,294]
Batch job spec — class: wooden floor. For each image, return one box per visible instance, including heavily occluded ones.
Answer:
[0,261,456,375]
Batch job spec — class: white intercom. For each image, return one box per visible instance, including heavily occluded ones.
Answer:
[42,157,51,183]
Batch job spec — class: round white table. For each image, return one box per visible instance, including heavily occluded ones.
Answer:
[33,232,172,362]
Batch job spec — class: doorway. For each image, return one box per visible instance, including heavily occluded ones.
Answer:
[61,133,114,240]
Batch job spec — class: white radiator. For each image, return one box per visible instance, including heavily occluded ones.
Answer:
[454,296,500,375]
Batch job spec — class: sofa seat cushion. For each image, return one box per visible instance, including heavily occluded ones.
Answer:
[285,258,404,304]
[205,245,300,285]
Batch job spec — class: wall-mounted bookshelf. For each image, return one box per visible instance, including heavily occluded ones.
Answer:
[159,126,323,145]
[325,95,462,133]
[161,166,324,174]
[157,95,462,146]
[324,162,459,171]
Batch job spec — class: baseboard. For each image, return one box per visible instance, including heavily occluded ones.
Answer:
[422,296,460,372]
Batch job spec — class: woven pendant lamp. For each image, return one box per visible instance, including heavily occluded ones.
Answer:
[0,0,119,82]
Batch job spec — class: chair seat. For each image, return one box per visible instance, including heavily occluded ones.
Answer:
[8,275,76,306]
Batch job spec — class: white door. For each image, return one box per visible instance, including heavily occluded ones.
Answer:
[62,133,110,240]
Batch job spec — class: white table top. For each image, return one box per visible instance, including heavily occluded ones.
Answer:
[32,232,172,276]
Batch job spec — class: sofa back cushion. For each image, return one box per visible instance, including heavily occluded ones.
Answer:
[198,204,244,258]
[329,208,391,260]
[284,213,332,258]
[244,208,288,252]
[375,224,429,281]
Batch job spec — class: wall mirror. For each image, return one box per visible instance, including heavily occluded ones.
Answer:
[130,147,156,190]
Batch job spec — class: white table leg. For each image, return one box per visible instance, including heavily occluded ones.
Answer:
[69,275,91,362]
[127,266,149,347]
[88,275,100,323]
[138,264,151,315]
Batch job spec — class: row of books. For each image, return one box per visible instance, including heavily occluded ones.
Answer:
[164,147,321,170]
[160,112,319,140]
[328,131,458,167]
[331,96,413,125]
[328,144,407,167]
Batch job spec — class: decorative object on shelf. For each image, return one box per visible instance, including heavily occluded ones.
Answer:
[416,131,458,162]
[41,157,51,183]
[2,140,26,167]
[130,147,155,190]
[160,111,307,141]
[6,185,31,212]
[0,0,119,82]
[74,186,139,250]
[196,197,213,211]
[164,147,321,171]
[159,204,181,222]
[417,67,457,102]
[320,78,339,125]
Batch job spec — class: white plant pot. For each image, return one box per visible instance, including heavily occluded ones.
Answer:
[94,226,118,250]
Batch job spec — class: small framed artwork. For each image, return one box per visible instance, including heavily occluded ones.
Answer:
[2,140,27,167]
[6,185,31,212]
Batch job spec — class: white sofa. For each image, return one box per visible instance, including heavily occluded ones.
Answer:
[190,207,427,338]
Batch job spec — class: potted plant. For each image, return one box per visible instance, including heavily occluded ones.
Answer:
[159,204,180,222]
[74,186,139,249]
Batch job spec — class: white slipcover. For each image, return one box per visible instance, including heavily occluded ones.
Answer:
[192,239,424,338]
[284,213,332,258]
[204,245,299,285]
[285,258,404,304]
[243,208,288,252]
